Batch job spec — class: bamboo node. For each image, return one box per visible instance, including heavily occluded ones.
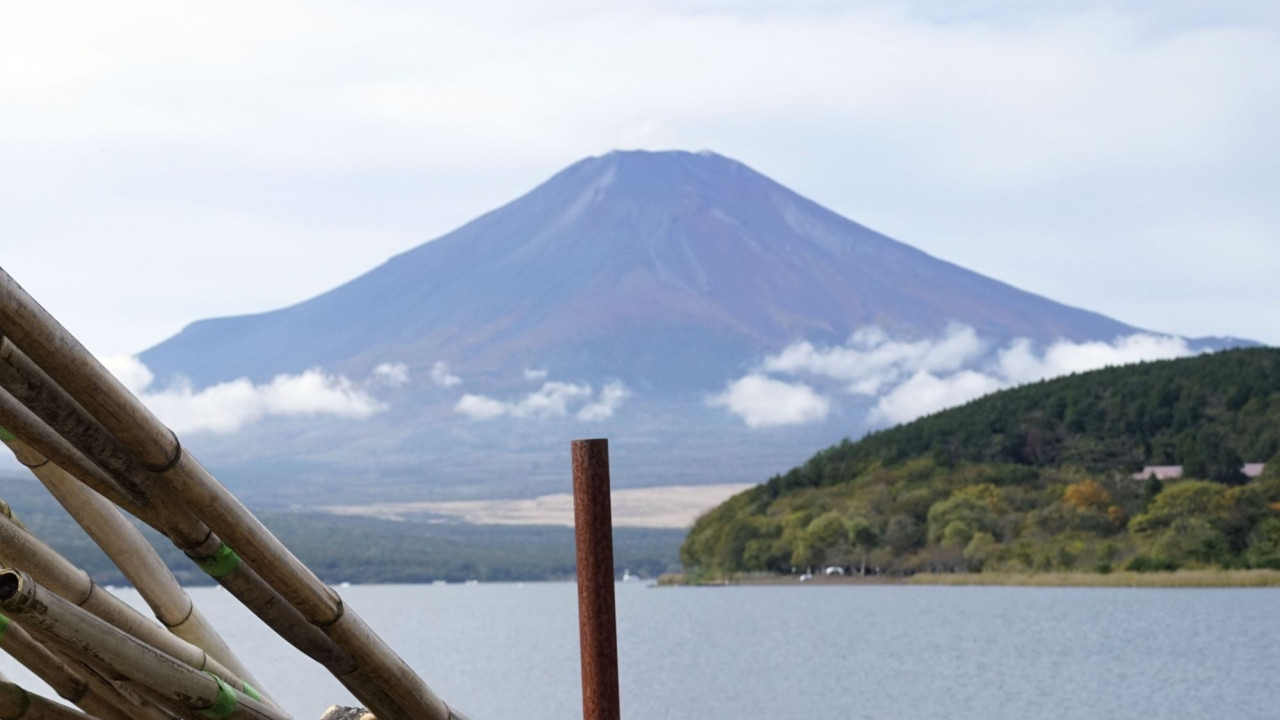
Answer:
[161,597,197,629]
[314,594,346,628]
[142,432,183,473]
[0,682,33,716]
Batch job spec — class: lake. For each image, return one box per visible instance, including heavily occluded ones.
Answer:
[3,582,1277,719]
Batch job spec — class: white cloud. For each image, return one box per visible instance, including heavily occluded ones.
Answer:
[102,355,156,395]
[577,380,631,421]
[708,374,831,428]
[455,379,632,421]
[763,324,986,394]
[511,381,593,419]
[454,394,509,421]
[717,326,1198,428]
[102,356,388,435]
[524,368,549,382]
[430,361,462,387]
[870,370,1004,425]
[373,362,410,388]
[996,334,1193,384]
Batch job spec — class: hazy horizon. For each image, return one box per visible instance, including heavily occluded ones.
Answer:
[1,0,1276,356]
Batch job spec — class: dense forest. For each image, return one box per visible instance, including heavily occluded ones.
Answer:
[682,348,1280,577]
[0,475,684,585]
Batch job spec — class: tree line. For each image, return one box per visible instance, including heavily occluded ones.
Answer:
[682,348,1280,577]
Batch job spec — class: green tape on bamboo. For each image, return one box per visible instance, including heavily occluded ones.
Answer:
[196,543,242,578]
[241,682,262,702]
[201,673,238,719]
[0,613,9,643]
[0,427,14,442]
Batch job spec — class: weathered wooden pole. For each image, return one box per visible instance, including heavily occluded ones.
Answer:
[571,439,621,720]
[0,680,100,720]
[0,268,458,720]
[0,612,143,720]
[0,569,288,720]
[1,433,269,703]
[0,511,256,700]
[0,356,408,718]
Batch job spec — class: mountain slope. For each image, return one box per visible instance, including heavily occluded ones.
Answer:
[128,150,1249,503]
[142,150,1139,391]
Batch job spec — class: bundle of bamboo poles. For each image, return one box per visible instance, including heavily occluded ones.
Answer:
[0,266,467,720]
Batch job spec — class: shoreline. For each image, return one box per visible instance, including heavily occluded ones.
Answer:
[661,568,1280,588]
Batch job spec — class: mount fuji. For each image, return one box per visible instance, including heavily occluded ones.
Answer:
[135,150,1245,506]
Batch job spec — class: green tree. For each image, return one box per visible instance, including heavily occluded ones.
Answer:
[884,514,922,555]
[1129,481,1228,535]
[1261,449,1280,481]
[1129,481,1230,565]
[963,531,998,570]
[793,512,849,569]
[1140,475,1164,507]
[927,490,998,545]
[1063,479,1111,511]
[848,519,880,575]
[1247,518,1280,567]
[941,521,974,549]
[1182,429,1247,485]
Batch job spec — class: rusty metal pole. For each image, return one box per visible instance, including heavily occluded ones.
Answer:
[571,438,621,720]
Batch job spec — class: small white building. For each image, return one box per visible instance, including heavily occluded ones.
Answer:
[1131,463,1266,480]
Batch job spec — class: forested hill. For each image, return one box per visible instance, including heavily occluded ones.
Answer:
[766,347,1280,497]
[682,348,1280,576]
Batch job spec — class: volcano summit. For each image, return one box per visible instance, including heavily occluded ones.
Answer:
[134,151,1240,505]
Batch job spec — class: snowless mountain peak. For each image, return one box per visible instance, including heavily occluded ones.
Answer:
[132,149,1253,499]
[142,149,1142,392]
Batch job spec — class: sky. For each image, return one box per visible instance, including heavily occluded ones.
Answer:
[2,0,1277,359]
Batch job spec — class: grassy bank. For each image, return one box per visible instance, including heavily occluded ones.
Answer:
[657,572,904,586]
[660,569,1280,587]
[908,569,1280,587]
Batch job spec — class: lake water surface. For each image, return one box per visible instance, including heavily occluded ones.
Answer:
[3,582,1277,719]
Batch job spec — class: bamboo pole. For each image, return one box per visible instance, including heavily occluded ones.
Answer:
[0,351,144,512]
[19,617,198,720]
[0,680,101,720]
[0,512,255,701]
[0,502,21,533]
[0,367,418,719]
[0,570,287,720]
[0,389,142,519]
[0,613,85,703]
[1,437,265,702]
[0,613,140,720]
[0,272,462,720]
